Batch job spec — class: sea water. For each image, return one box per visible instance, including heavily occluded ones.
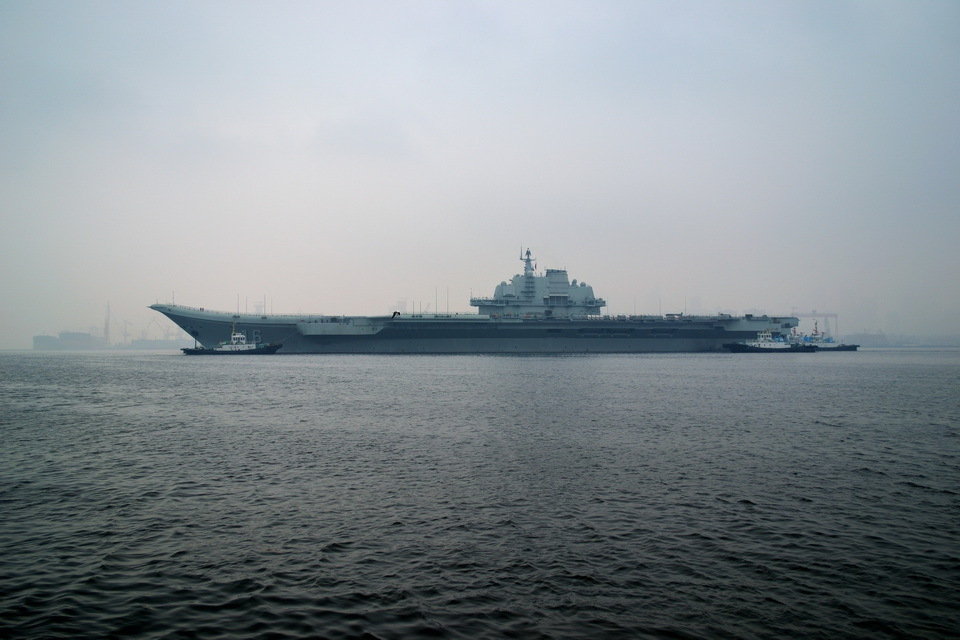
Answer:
[1,350,958,639]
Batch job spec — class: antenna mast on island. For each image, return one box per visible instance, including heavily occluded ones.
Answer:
[521,247,535,276]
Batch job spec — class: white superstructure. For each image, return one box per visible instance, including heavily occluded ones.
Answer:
[469,249,605,318]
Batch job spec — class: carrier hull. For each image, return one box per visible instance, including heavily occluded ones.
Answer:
[149,305,798,354]
[150,249,798,354]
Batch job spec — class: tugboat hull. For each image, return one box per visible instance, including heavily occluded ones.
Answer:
[723,342,818,353]
[181,344,283,355]
[812,344,859,352]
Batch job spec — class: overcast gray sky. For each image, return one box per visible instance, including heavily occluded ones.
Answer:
[2,0,958,348]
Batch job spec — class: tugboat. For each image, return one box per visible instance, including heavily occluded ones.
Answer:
[723,330,818,353]
[791,321,859,352]
[181,327,282,355]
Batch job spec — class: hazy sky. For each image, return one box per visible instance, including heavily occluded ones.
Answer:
[2,0,958,348]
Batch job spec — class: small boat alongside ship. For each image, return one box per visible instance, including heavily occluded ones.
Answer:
[181,328,282,355]
[723,323,859,353]
[723,330,819,353]
[790,321,859,351]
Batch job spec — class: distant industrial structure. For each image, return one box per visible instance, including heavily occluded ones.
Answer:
[790,310,842,338]
[32,331,191,350]
[33,303,192,350]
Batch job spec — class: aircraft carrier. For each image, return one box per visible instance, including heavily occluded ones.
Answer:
[150,249,798,354]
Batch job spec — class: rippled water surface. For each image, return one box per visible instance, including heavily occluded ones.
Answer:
[2,350,958,639]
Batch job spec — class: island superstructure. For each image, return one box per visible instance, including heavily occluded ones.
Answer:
[150,249,798,354]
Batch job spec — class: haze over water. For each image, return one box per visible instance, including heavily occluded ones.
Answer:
[2,349,958,638]
[2,2,959,347]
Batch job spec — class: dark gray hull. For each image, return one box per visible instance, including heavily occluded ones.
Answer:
[810,344,859,351]
[723,342,818,353]
[284,336,730,354]
[181,343,283,355]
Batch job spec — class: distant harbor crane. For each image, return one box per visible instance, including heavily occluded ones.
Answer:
[791,310,840,337]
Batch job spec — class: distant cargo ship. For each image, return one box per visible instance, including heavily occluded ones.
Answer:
[150,249,798,354]
[33,332,108,350]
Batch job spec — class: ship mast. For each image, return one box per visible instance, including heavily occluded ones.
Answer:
[520,248,537,301]
[521,247,535,277]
